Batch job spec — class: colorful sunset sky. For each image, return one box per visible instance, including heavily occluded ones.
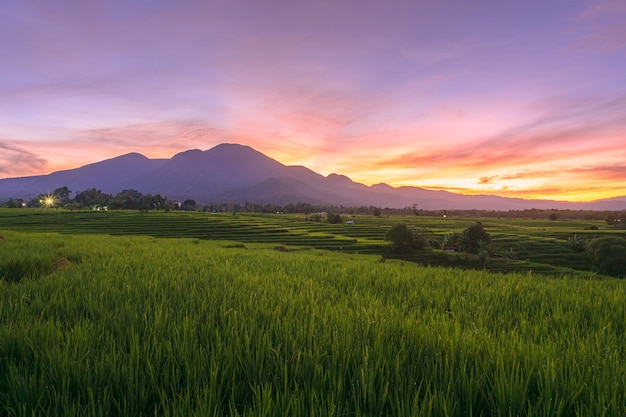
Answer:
[1,1,625,201]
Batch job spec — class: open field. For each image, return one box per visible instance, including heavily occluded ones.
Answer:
[1,228,626,416]
[1,209,623,276]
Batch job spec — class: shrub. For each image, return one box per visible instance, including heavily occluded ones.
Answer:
[442,232,461,249]
[565,235,588,253]
[385,224,426,254]
[587,237,626,277]
[326,213,343,224]
[498,247,519,260]
[458,222,491,254]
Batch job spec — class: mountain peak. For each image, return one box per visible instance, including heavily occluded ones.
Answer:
[207,143,270,159]
[210,143,252,151]
[371,183,394,190]
[326,173,352,182]
[80,151,150,168]
[172,149,203,159]
[1,142,624,210]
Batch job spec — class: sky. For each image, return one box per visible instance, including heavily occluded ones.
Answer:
[1,0,625,202]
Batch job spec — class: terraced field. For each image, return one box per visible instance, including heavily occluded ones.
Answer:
[2,230,626,416]
[1,209,621,276]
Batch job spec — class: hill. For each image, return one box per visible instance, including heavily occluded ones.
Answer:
[1,143,624,210]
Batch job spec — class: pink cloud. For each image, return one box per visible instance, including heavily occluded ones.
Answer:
[0,141,47,177]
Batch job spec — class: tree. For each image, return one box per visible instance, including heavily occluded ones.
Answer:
[308,213,322,222]
[385,224,426,254]
[606,214,617,226]
[617,214,626,230]
[74,188,112,208]
[109,189,145,210]
[458,222,491,253]
[587,237,626,277]
[53,186,72,207]
[182,199,197,211]
[442,232,461,248]
[373,207,382,217]
[327,213,342,224]
[4,198,24,208]
[565,235,588,253]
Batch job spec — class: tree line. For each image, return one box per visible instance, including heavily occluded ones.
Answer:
[2,187,189,211]
[1,186,625,225]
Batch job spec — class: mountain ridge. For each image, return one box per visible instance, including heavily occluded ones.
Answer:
[1,143,624,210]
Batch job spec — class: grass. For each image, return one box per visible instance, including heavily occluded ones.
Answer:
[1,228,626,416]
[1,208,621,276]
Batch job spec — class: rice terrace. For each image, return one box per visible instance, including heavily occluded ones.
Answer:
[2,208,626,416]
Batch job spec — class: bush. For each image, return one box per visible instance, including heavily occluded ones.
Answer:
[458,222,491,254]
[498,247,518,260]
[327,213,342,224]
[565,235,588,253]
[385,224,426,254]
[587,237,626,277]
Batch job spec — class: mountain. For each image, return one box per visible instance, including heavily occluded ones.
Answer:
[1,143,625,210]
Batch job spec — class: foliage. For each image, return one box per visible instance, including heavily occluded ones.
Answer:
[587,237,626,277]
[52,186,72,206]
[182,199,197,210]
[385,223,427,253]
[477,240,492,265]
[442,231,461,248]
[3,197,25,208]
[1,231,626,416]
[458,221,491,253]
[327,212,343,224]
[606,214,626,229]
[0,210,615,276]
[109,189,146,210]
[498,247,519,259]
[74,188,112,208]
[307,213,322,222]
[565,234,588,253]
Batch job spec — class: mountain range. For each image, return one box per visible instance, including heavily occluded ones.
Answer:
[1,143,625,211]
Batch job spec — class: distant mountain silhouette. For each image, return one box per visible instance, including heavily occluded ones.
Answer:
[1,143,624,210]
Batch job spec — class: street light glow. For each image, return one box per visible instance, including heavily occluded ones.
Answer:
[40,194,56,209]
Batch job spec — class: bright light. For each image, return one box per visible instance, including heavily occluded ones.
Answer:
[40,194,57,209]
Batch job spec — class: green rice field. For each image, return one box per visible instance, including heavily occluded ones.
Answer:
[1,209,626,415]
[0,209,622,276]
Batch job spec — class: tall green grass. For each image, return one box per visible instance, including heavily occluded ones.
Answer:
[1,230,625,416]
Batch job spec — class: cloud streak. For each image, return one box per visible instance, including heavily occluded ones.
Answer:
[0,142,47,177]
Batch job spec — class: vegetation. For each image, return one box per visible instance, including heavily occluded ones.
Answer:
[565,234,588,253]
[384,223,427,253]
[2,185,625,224]
[326,212,343,224]
[458,221,491,254]
[587,237,626,277]
[2,208,626,277]
[1,230,626,416]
